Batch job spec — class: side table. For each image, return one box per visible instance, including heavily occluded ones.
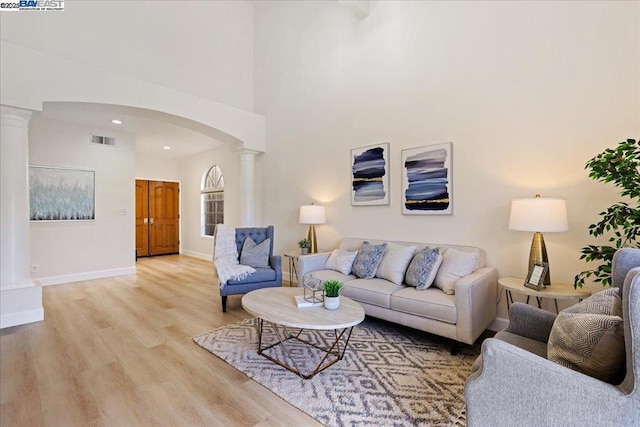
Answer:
[283,250,303,286]
[498,277,591,313]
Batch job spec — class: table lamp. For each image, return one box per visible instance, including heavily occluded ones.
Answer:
[508,194,568,286]
[299,204,326,254]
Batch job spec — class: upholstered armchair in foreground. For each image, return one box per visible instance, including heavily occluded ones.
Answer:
[465,248,640,426]
[219,226,282,312]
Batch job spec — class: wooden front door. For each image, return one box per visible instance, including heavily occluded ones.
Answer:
[136,180,179,257]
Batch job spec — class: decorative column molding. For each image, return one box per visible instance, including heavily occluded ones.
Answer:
[237,149,260,227]
[1,105,33,289]
[0,105,43,328]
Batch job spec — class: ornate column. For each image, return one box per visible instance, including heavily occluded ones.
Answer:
[1,105,43,328]
[238,149,259,227]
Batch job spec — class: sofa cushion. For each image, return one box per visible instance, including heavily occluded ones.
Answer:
[325,249,358,275]
[547,287,625,383]
[434,247,478,295]
[352,242,387,279]
[390,287,457,324]
[239,237,270,268]
[341,278,404,308]
[226,267,276,285]
[305,270,356,284]
[405,247,443,290]
[375,243,417,285]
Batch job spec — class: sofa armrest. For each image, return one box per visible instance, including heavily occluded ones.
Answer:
[504,302,556,343]
[465,338,637,427]
[454,266,498,345]
[269,255,282,284]
[296,252,332,286]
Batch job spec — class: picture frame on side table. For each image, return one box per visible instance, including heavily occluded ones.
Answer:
[524,262,549,291]
[351,142,390,206]
[401,142,452,215]
[29,165,96,221]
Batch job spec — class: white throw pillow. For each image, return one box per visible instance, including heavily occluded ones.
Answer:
[375,243,417,286]
[325,249,358,275]
[434,248,478,295]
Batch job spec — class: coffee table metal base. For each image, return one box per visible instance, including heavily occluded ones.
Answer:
[256,318,354,379]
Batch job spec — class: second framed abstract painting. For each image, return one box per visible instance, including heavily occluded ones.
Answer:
[402,142,453,215]
[351,142,390,206]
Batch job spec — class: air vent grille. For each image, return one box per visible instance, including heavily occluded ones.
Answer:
[91,134,116,146]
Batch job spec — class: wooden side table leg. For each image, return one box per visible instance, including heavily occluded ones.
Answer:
[536,297,542,309]
[554,299,559,313]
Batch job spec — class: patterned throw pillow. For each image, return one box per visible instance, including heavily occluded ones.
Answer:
[405,247,443,290]
[547,287,625,383]
[239,237,270,268]
[352,242,387,279]
[325,249,358,275]
[434,248,478,295]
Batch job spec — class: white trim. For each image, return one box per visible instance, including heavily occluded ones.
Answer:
[488,317,508,332]
[181,250,213,261]
[1,308,44,329]
[37,266,137,286]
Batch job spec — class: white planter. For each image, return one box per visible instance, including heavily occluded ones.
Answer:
[324,296,340,310]
[300,248,309,255]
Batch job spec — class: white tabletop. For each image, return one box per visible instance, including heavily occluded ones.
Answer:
[242,287,365,330]
[498,277,592,300]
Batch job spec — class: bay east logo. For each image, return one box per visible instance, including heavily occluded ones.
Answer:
[0,0,64,11]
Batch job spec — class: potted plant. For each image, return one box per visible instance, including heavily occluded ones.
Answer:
[323,279,343,310]
[574,138,640,288]
[298,238,312,255]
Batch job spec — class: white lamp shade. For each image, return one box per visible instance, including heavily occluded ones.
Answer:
[509,198,568,232]
[299,205,326,225]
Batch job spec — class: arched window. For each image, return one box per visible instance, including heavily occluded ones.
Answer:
[201,165,224,236]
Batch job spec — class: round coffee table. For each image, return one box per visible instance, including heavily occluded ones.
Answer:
[242,287,365,379]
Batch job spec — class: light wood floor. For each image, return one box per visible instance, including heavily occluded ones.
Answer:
[0,255,320,427]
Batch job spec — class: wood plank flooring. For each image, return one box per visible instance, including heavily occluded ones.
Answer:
[1,255,320,427]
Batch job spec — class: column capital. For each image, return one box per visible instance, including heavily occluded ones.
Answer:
[1,105,32,129]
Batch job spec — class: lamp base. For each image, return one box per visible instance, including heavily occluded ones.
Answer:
[529,232,551,286]
[308,224,318,254]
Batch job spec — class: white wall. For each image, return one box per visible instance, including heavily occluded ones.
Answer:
[0,1,254,111]
[29,117,136,284]
[254,1,640,318]
[135,154,182,183]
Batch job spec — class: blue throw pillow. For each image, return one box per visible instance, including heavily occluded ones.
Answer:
[352,242,387,279]
[405,247,443,290]
[240,237,270,268]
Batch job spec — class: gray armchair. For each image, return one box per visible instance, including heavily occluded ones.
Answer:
[465,248,640,426]
[220,226,282,312]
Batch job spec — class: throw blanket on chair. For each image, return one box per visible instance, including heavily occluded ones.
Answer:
[213,224,255,290]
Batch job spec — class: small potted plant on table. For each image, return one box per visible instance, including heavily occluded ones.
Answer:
[323,279,343,310]
[298,238,312,255]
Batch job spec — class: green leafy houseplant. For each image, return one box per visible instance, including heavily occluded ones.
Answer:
[574,138,640,288]
[323,279,343,297]
[298,238,311,249]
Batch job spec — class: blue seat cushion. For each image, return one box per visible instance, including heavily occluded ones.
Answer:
[226,267,276,285]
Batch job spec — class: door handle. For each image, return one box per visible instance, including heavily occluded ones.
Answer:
[150,218,154,224]
[143,218,148,224]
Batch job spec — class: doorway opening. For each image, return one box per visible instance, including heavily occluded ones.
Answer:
[136,180,180,257]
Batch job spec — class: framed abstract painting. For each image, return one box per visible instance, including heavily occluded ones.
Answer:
[401,142,453,215]
[29,165,96,221]
[351,142,390,206]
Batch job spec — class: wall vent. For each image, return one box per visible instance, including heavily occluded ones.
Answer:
[91,134,116,146]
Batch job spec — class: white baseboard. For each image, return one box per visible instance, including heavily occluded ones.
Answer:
[488,317,508,332]
[37,266,137,286]
[1,308,44,329]
[181,250,212,261]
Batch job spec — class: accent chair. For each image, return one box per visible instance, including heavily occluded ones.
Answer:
[464,248,640,426]
[219,226,282,312]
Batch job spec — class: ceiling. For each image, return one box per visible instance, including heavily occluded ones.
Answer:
[35,102,224,159]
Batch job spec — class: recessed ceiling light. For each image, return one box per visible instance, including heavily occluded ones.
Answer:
[163,146,171,150]
[111,119,123,125]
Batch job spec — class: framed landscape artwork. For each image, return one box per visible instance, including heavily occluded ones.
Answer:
[351,142,390,206]
[401,142,453,215]
[29,165,96,221]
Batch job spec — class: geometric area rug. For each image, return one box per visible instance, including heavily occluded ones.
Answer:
[193,317,479,426]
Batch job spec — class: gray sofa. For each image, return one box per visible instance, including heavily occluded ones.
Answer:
[297,237,498,346]
[464,248,640,426]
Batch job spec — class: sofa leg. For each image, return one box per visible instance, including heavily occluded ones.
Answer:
[450,340,459,355]
[222,296,227,312]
